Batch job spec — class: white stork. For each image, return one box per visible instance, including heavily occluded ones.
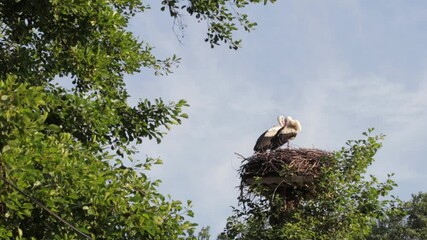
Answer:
[270,116,302,150]
[253,115,286,153]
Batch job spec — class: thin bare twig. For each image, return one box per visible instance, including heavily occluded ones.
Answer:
[0,174,92,239]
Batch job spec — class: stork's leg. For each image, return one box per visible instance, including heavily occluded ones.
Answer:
[287,142,290,149]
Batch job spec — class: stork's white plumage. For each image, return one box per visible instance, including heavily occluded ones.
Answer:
[253,116,285,153]
[270,116,302,150]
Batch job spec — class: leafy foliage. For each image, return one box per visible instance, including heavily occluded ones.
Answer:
[197,226,211,240]
[219,129,398,240]
[0,76,195,239]
[0,0,273,239]
[160,0,276,49]
[369,192,427,240]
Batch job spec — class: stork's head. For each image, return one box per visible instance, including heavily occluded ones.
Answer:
[285,116,302,132]
[284,116,292,127]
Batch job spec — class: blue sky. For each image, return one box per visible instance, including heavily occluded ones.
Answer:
[125,1,427,236]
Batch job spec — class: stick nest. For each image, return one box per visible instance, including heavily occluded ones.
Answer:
[242,148,333,182]
[239,148,333,211]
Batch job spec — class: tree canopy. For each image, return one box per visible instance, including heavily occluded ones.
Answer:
[219,130,399,240]
[368,192,427,240]
[0,0,274,238]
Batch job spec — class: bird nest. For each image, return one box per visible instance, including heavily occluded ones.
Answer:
[238,148,333,211]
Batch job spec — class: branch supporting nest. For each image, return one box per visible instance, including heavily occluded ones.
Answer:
[239,147,333,211]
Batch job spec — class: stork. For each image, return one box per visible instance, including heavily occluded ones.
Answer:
[253,115,285,153]
[270,116,302,150]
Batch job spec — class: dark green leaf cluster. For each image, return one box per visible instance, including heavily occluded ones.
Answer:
[0,0,167,87]
[0,76,196,239]
[160,0,276,49]
[369,192,427,240]
[405,193,427,239]
[0,0,190,155]
[220,130,398,240]
[0,0,198,238]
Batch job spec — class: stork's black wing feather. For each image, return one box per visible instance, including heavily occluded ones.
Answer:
[253,130,273,152]
[270,132,297,150]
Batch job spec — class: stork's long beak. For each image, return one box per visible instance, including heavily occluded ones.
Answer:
[282,118,288,127]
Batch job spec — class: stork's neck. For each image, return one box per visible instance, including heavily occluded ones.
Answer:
[277,115,285,126]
